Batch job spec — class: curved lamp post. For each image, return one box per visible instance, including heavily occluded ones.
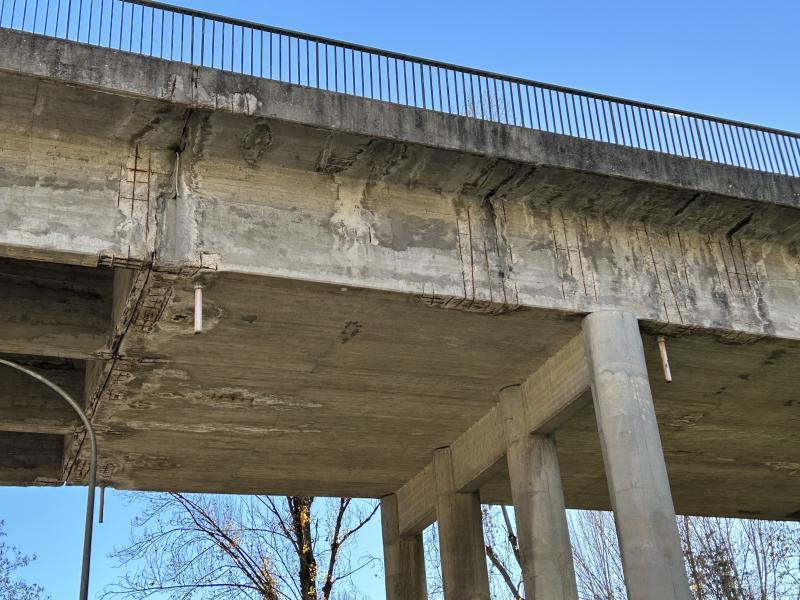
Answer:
[0,358,97,600]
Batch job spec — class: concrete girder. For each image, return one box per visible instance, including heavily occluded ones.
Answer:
[395,333,589,535]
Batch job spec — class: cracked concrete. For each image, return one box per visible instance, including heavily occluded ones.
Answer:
[0,28,798,520]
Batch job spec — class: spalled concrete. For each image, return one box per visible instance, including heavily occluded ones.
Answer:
[0,20,798,553]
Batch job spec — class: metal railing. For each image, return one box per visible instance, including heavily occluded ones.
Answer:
[2,0,799,178]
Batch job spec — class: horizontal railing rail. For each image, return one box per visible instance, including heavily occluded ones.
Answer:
[2,0,799,177]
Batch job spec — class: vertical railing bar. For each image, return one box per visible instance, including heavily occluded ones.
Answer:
[637,107,656,150]
[468,74,476,118]
[673,114,685,156]
[608,100,618,144]
[629,105,640,148]
[727,124,741,168]
[419,63,427,109]
[783,135,798,176]
[368,52,374,99]
[87,0,93,44]
[760,131,774,173]
[739,127,755,170]
[766,132,780,173]
[758,130,773,172]
[443,68,450,113]
[692,118,705,160]
[501,79,509,123]
[377,53,382,100]
[44,0,51,35]
[160,8,165,58]
[394,58,400,104]
[772,133,788,175]
[766,131,782,174]
[788,136,800,176]
[621,103,632,146]
[436,67,443,112]
[587,96,596,140]
[514,82,524,128]
[651,111,662,152]
[713,121,728,164]
[508,81,516,126]
[665,112,677,155]
[705,120,719,163]
[488,76,495,121]
[680,115,694,158]
[597,99,607,143]
[747,129,763,171]
[426,63,433,110]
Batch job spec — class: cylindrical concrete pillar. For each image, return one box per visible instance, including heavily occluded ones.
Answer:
[582,311,691,600]
[381,494,428,600]
[500,386,578,600]
[433,447,491,600]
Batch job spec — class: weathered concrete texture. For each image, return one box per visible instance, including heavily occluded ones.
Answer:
[64,269,582,496]
[0,354,83,434]
[0,258,112,358]
[381,495,428,600]
[583,311,692,600]
[1,29,798,209]
[500,386,578,600]
[433,448,490,600]
[0,431,63,485]
[0,66,180,266]
[0,27,799,527]
[2,50,800,340]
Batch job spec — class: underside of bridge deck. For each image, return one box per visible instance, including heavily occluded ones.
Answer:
[1,258,799,521]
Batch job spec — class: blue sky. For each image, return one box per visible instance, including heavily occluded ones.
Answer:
[2,0,799,598]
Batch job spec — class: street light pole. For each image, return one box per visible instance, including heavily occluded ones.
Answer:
[0,358,98,600]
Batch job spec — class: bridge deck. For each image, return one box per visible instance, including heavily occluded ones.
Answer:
[0,24,799,522]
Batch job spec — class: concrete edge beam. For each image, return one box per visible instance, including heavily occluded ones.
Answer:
[1,29,798,210]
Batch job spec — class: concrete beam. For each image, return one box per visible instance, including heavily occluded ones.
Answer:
[64,265,155,483]
[2,29,797,210]
[433,448,490,600]
[583,311,691,600]
[0,356,83,434]
[396,333,589,534]
[3,36,800,340]
[381,494,428,600]
[0,259,112,358]
[0,431,64,485]
[500,386,578,600]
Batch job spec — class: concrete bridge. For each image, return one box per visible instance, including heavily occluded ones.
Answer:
[1,1,799,598]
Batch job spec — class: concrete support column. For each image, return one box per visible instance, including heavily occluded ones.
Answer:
[380,494,428,600]
[433,447,490,600]
[582,311,691,600]
[499,385,578,600]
